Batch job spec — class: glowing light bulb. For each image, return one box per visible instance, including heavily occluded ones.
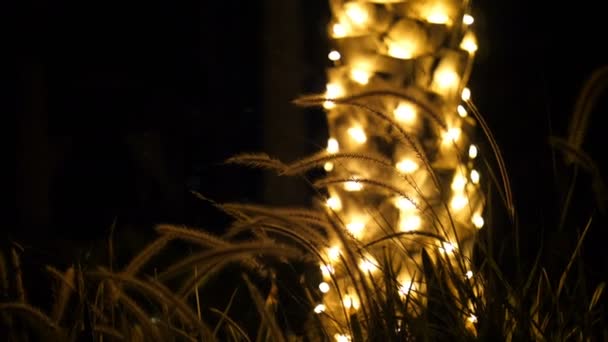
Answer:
[324,162,334,171]
[314,304,326,314]
[351,68,371,85]
[457,104,468,117]
[465,270,474,279]
[435,68,459,90]
[443,127,461,144]
[463,14,475,25]
[332,23,348,38]
[468,314,478,323]
[319,282,330,293]
[327,246,341,262]
[451,172,467,191]
[427,7,449,24]
[398,281,414,296]
[470,169,480,184]
[327,138,339,154]
[334,334,352,342]
[326,196,342,211]
[472,214,484,228]
[320,264,335,278]
[346,220,365,238]
[347,126,367,144]
[400,214,421,232]
[343,294,360,311]
[328,50,341,61]
[344,177,363,191]
[387,42,414,59]
[461,87,471,101]
[460,32,478,53]
[440,241,457,254]
[394,102,417,123]
[359,257,377,273]
[395,196,416,210]
[396,158,419,173]
[344,2,368,26]
[450,194,468,211]
[324,83,343,109]
[469,144,478,159]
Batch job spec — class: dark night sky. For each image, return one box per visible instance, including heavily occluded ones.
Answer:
[13,1,608,268]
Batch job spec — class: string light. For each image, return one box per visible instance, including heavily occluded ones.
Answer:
[324,83,344,109]
[328,50,341,61]
[460,31,478,53]
[443,127,462,144]
[394,102,417,123]
[463,14,475,25]
[396,158,419,173]
[399,214,421,232]
[334,334,352,342]
[451,172,468,191]
[398,281,415,296]
[324,162,334,171]
[461,87,471,101]
[450,194,468,211]
[346,219,365,238]
[327,246,341,262]
[332,23,348,38]
[350,68,371,85]
[439,241,457,254]
[426,6,449,24]
[465,270,474,279]
[435,68,459,91]
[347,126,367,144]
[320,264,335,278]
[468,314,478,323]
[326,196,342,211]
[395,196,416,210]
[359,256,378,273]
[319,282,330,293]
[457,104,468,117]
[344,2,369,26]
[469,144,478,159]
[472,214,485,229]
[470,169,480,184]
[387,42,415,59]
[314,304,326,314]
[344,177,363,191]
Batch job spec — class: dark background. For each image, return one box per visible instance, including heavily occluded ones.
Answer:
[13,0,608,301]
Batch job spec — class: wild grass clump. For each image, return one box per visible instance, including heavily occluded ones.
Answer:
[2,67,607,341]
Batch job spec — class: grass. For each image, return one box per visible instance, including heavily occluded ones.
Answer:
[2,67,608,341]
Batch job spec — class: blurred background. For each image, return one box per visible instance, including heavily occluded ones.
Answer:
[13,0,608,291]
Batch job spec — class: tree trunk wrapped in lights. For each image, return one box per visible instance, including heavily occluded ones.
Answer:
[296,0,486,339]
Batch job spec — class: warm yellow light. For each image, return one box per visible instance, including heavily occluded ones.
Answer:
[387,42,414,59]
[468,314,478,323]
[359,257,378,273]
[324,162,334,171]
[470,169,480,184]
[463,14,475,25]
[327,246,341,262]
[468,144,478,159]
[328,50,341,61]
[457,104,468,117]
[394,102,417,123]
[314,304,326,314]
[398,281,415,296]
[332,23,348,38]
[460,32,478,53]
[324,83,343,109]
[426,7,449,24]
[435,69,459,90]
[346,220,365,237]
[334,334,352,342]
[320,264,335,278]
[326,196,342,211]
[347,126,367,144]
[344,2,369,26]
[395,196,416,210]
[472,214,484,229]
[400,214,421,232]
[465,270,474,279]
[451,173,468,191]
[327,138,339,154]
[350,68,371,85]
[319,282,330,293]
[342,294,360,310]
[344,177,363,191]
[450,194,468,211]
[396,158,419,173]
[443,127,461,144]
[461,87,471,101]
[440,241,457,254]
